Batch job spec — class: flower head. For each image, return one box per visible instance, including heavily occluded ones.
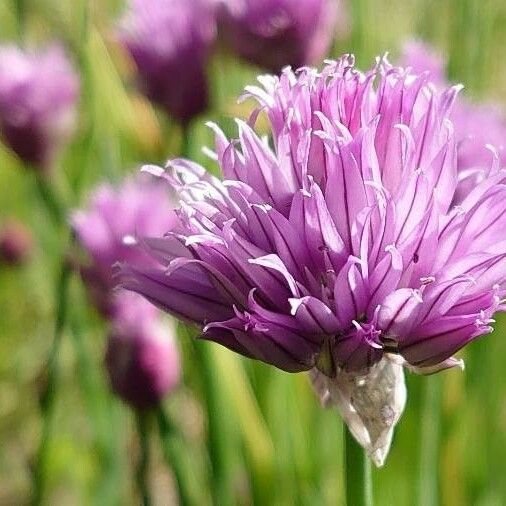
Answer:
[218,0,346,72]
[120,56,506,462]
[106,291,180,410]
[118,0,216,124]
[72,175,177,317]
[0,45,79,170]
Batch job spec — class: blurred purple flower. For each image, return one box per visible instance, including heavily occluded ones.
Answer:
[118,0,216,125]
[72,175,177,317]
[218,0,347,72]
[399,40,446,84]
[0,218,33,266]
[106,291,180,410]
[120,56,506,463]
[0,45,79,171]
[400,40,506,179]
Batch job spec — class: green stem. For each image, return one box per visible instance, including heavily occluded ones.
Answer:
[31,171,73,504]
[418,376,441,506]
[349,0,372,63]
[194,343,235,506]
[136,413,151,506]
[13,0,26,40]
[34,175,66,228]
[181,122,192,158]
[69,311,122,506]
[344,428,373,506]
[157,407,203,506]
[31,260,72,505]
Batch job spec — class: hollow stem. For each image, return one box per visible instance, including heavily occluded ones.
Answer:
[13,0,26,40]
[136,412,151,506]
[418,376,441,506]
[344,428,374,506]
[157,407,203,506]
[34,175,66,228]
[31,170,72,504]
[31,260,72,505]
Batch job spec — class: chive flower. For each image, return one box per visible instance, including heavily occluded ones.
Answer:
[0,45,79,171]
[218,0,346,72]
[72,175,177,317]
[120,56,506,464]
[118,0,216,125]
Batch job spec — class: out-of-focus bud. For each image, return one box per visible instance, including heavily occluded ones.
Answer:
[0,45,79,171]
[218,0,347,73]
[0,218,33,266]
[71,174,177,317]
[118,0,216,125]
[105,292,180,410]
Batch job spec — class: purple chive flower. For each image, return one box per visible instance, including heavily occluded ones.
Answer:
[72,175,177,317]
[106,291,180,410]
[218,0,346,73]
[120,56,506,464]
[0,218,33,266]
[400,40,506,178]
[0,45,79,171]
[118,0,216,125]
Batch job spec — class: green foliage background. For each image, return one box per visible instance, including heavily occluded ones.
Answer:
[1,0,506,504]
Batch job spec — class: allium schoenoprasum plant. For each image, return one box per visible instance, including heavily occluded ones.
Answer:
[120,56,506,466]
[3,0,506,504]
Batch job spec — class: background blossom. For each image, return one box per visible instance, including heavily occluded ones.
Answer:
[72,175,177,316]
[118,0,216,124]
[0,45,79,169]
[218,0,346,72]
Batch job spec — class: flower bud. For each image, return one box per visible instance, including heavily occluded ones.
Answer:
[105,293,180,410]
[0,219,33,266]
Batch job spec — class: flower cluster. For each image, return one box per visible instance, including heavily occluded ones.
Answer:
[0,45,79,170]
[73,176,180,409]
[120,56,506,460]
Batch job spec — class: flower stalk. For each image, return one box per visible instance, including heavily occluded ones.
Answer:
[136,412,152,506]
[157,407,204,506]
[344,428,374,506]
[32,258,72,505]
[418,376,442,506]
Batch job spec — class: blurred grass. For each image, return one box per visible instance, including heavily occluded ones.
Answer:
[1,0,506,504]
